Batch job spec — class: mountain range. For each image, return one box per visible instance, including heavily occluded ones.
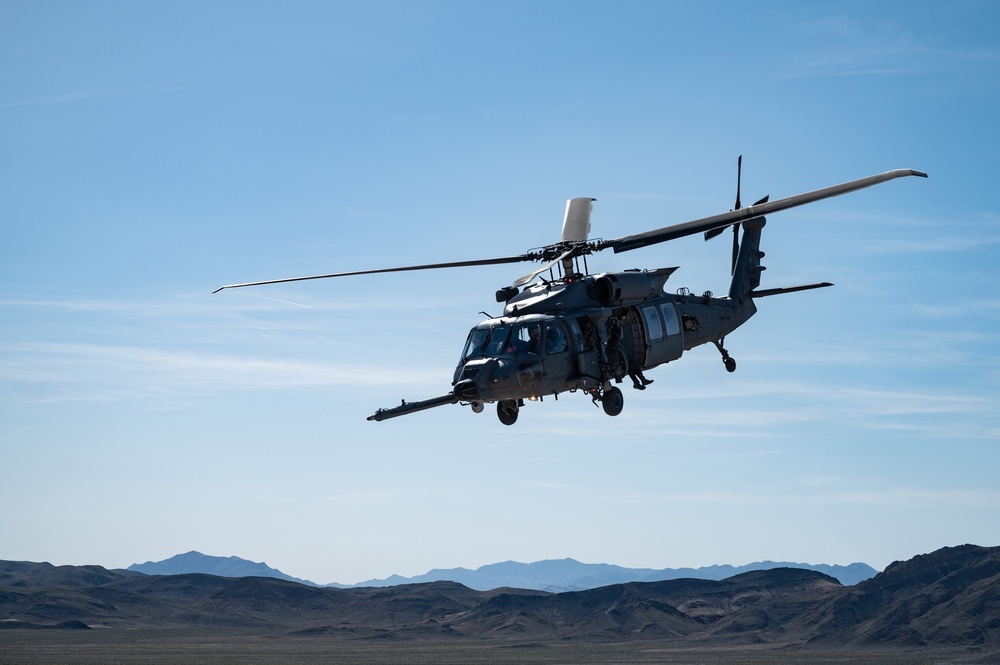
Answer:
[126,550,878,590]
[129,551,315,586]
[2,544,998,653]
[341,557,878,590]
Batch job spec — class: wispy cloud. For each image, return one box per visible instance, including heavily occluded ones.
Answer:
[783,14,999,79]
[806,486,1000,509]
[591,484,1000,510]
[0,85,187,109]
[912,300,1000,319]
[245,295,316,309]
[0,341,440,404]
[605,369,1000,442]
[791,208,1000,255]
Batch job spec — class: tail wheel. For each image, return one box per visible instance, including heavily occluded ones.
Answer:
[602,387,624,417]
[497,399,519,426]
[713,339,737,373]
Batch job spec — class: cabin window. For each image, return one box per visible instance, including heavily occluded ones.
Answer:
[642,306,663,340]
[660,303,680,336]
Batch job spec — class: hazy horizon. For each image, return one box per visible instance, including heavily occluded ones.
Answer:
[121,549,880,587]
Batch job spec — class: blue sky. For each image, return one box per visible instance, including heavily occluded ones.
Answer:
[2,1,998,585]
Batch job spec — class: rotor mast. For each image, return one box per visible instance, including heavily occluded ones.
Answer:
[559,197,595,276]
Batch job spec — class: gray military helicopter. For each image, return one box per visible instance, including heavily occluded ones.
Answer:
[215,160,926,425]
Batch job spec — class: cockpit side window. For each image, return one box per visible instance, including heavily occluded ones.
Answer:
[544,322,567,354]
[508,323,540,354]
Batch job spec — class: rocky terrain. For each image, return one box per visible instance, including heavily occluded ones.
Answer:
[1,545,997,663]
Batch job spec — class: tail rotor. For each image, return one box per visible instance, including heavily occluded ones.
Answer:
[705,155,767,274]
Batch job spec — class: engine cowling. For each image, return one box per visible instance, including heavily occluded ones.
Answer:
[590,269,675,305]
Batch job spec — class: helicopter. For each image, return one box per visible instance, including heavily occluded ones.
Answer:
[215,160,927,425]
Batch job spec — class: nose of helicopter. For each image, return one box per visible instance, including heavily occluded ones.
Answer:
[454,358,521,402]
[453,378,479,401]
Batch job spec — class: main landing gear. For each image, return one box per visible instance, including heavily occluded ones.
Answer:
[601,386,624,416]
[497,399,520,426]
[713,338,737,373]
[589,385,624,417]
[497,384,626,426]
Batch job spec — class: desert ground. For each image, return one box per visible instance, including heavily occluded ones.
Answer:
[1,630,995,665]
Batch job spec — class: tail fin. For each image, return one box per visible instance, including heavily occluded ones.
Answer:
[728,217,834,301]
[728,218,766,303]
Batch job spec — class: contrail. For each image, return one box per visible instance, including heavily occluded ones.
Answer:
[251,295,316,309]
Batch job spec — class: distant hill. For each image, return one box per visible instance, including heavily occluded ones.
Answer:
[2,544,998,652]
[799,544,1000,648]
[127,551,317,586]
[0,560,143,588]
[126,552,876,591]
[332,557,878,590]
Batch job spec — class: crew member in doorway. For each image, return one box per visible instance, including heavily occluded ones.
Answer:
[617,313,654,390]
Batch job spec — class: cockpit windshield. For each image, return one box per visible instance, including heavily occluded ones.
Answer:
[460,321,544,362]
[461,325,509,362]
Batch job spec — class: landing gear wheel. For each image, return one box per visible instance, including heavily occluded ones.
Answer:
[497,400,519,426]
[602,387,624,417]
[713,338,737,373]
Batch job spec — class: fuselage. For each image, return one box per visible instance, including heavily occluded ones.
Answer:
[451,216,767,407]
[451,269,757,404]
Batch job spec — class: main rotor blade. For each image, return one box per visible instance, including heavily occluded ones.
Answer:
[608,168,928,254]
[213,255,533,293]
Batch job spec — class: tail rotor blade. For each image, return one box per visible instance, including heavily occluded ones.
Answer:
[704,226,727,241]
[734,155,742,211]
[731,156,744,272]
[731,223,739,274]
[705,155,744,243]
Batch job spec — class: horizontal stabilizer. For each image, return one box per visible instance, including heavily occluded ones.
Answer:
[751,282,834,298]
